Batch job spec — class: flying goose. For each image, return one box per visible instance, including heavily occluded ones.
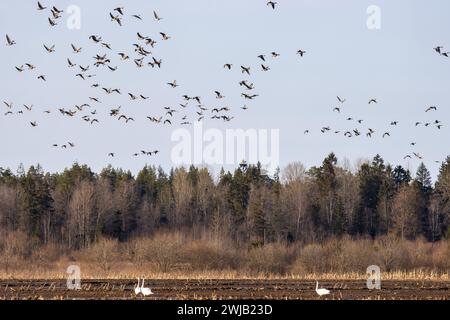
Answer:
[48,17,57,26]
[297,49,306,57]
[71,44,82,53]
[167,80,179,88]
[110,12,122,26]
[241,66,251,75]
[44,44,55,53]
[153,10,162,21]
[37,1,46,10]
[114,7,124,15]
[160,32,171,40]
[337,96,346,103]
[6,34,16,46]
[267,1,277,9]
[261,64,270,71]
[215,91,225,99]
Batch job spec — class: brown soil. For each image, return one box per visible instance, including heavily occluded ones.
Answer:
[1,279,448,300]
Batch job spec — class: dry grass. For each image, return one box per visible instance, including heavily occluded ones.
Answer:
[1,232,449,282]
[0,261,448,281]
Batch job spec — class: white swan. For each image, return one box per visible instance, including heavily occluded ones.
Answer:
[315,281,330,297]
[140,278,154,296]
[134,277,142,295]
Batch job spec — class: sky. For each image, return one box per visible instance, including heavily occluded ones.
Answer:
[0,0,449,180]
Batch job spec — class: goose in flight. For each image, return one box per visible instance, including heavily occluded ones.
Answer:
[101,42,112,50]
[315,281,330,297]
[267,1,277,10]
[152,57,162,68]
[368,98,378,104]
[271,52,280,58]
[44,44,55,53]
[257,54,266,62]
[413,152,423,160]
[48,17,57,27]
[153,10,162,21]
[382,132,390,138]
[6,34,16,46]
[261,64,270,71]
[434,46,443,54]
[167,80,179,88]
[241,93,259,100]
[52,6,63,14]
[132,14,142,20]
[23,104,33,111]
[108,153,115,157]
[30,121,38,127]
[239,80,254,90]
[160,32,171,40]
[337,96,346,103]
[37,1,46,10]
[3,101,13,109]
[110,12,122,26]
[215,91,225,99]
[224,63,232,70]
[118,53,130,60]
[241,66,251,75]
[297,49,306,57]
[15,65,24,72]
[89,35,102,43]
[37,75,46,81]
[67,58,76,67]
[425,106,437,112]
[404,155,412,159]
[114,7,124,15]
[71,44,82,53]
[25,63,36,70]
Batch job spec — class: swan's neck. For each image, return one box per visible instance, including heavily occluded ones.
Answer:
[316,282,318,290]
[141,279,145,288]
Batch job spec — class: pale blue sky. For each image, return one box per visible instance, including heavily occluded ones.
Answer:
[0,0,449,179]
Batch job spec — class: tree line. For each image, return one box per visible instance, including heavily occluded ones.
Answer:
[0,153,449,250]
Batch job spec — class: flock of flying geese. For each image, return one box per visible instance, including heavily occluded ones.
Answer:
[2,1,447,165]
[2,2,308,160]
[304,93,444,162]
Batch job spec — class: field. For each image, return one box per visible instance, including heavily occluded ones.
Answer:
[1,278,448,300]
